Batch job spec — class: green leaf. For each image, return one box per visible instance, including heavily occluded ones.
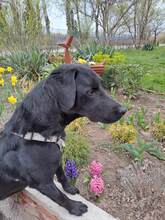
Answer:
[145,143,165,160]
[122,143,142,160]
[83,176,90,184]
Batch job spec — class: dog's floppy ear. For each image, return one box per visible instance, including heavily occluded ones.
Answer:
[51,67,77,111]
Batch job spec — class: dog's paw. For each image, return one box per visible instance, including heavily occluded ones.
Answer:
[69,201,88,216]
[63,185,79,195]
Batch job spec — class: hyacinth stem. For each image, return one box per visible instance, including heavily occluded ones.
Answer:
[69,178,77,186]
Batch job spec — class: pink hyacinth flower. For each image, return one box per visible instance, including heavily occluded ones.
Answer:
[89,160,103,177]
[90,175,105,196]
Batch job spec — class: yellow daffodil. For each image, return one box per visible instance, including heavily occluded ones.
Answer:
[77,58,87,64]
[8,95,17,104]
[0,78,4,86]
[7,66,13,73]
[0,67,5,74]
[11,75,18,86]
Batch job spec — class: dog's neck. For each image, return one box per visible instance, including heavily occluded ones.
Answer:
[4,109,80,138]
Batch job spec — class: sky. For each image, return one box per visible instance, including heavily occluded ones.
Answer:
[48,3,67,33]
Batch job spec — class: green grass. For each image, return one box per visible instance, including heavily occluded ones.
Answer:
[121,46,165,93]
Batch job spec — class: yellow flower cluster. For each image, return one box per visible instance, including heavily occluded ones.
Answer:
[0,66,17,105]
[0,66,13,75]
[11,75,18,86]
[0,67,5,87]
[0,78,4,86]
[66,117,87,133]
[0,66,14,87]
[0,67,5,74]
[8,95,17,104]
[7,67,13,73]
[77,58,87,64]
[152,122,165,142]
[108,123,137,144]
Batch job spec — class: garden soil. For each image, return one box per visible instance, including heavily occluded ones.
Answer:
[76,92,165,220]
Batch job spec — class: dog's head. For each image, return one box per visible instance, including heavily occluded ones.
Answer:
[48,64,126,123]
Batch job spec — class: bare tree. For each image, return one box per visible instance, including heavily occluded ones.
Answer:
[149,8,165,44]
[122,0,160,48]
[41,0,50,35]
[79,0,136,43]
[52,0,164,46]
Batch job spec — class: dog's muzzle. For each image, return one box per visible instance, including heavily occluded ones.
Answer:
[11,132,65,151]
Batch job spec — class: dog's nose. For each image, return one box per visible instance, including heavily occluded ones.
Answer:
[118,106,127,115]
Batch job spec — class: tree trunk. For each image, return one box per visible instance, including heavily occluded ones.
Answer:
[153,30,157,44]
[75,2,81,40]
[65,0,74,35]
[41,0,50,35]
[95,7,100,40]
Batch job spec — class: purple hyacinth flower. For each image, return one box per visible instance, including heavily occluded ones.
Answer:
[65,160,78,180]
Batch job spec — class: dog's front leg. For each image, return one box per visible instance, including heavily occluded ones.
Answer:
[56,165,79,195]
[36,182,88,216]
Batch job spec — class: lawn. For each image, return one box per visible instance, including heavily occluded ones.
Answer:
[121,46,165,93]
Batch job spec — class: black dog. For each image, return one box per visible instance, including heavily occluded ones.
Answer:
[0,64,126,216]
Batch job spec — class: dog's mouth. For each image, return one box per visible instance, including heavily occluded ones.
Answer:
[88,110,126,124]
[89,116,122,124]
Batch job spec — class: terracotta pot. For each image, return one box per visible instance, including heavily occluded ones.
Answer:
[90,64,105,76]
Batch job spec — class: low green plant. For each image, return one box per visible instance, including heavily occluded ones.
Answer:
[135,107,149,131]
[103,64,144,97]
[119,117,125,125]
[108,122,137,144]
[124,107,149,130]
[62,131,90,168]
[143,43,154,51]
[111,52,125,64]
[41,63,61,79]
[152,112,163,124]
[122,99,133,111]
[121,46,165,93]
[127,114,135,125]
[0,102,5,117]
[122,139,165,161]
[66,117,88,134]
[92,52,111,64]
[74,42,114,61]
[122,142,144,161]
[2,47,48,81]
[92,52,125,64]
[144,141,165,160]
[109,87,116,99]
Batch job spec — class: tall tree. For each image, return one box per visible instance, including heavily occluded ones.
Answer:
[122,0,159,47]
[80,0,135,43]
[149,7,165,44]
[41,0,50,34]
[24,0,42,40]
[64,0,75,35]
[0,0,42,49]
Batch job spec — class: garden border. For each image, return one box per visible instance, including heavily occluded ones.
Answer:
[0,181,118,220]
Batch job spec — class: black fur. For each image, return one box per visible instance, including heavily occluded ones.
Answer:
[0,64,126,216]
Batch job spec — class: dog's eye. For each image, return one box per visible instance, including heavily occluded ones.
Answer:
[87,88,97,96]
